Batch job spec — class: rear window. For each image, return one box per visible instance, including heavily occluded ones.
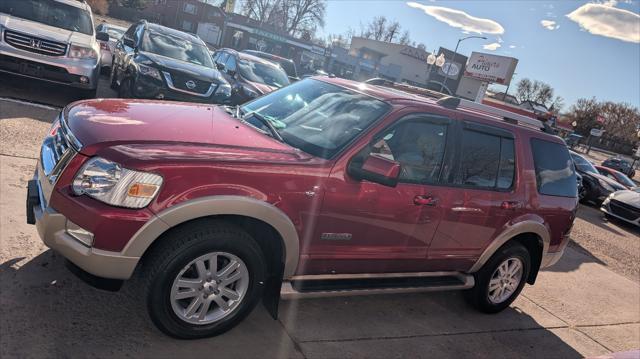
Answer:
[456,129,515,190]
[531,138,577,197]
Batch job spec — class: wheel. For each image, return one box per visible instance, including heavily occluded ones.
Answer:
[579,183,593,204]
[143,219,266,339]
[109,64,119,90]
[465,242,530,313]
[118,77,133,98]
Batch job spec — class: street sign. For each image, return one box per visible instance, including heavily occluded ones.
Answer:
[590,128,605,137]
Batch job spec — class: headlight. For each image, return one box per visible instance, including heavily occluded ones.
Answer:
[72,157,162,209]
[215,83,232,98]
[138,64,162,81]
[69,44,97,59]
[242,86,259,98]
[598,179,614,192]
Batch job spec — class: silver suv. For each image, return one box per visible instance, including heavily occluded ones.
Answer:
[0,0,107,98]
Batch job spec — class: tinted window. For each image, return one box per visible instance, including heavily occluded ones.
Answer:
[0,0,93,35]
[531,139,577,197]
[240,79,390,159]
[458,130,502,188]
[570,152,598,174]
[216,52,229,65]
[225,55,237,73]
[369,120,448,184]
[140,31,213,67]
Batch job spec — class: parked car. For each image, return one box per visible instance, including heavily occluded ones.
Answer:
[95,23,126,70]
[601,187,640,227]
[241,49,299,82]
[564,133,582,149]
[595,165,637,189]
[212,48,290,105]
[570,151,626,204]
[27,78,577,339]
[602,157,636,178]
[110,20,231,104]
[0,0,108,98]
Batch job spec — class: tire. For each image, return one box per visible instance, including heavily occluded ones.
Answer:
[118,77,133,98]
[143,219,267,339]
[109,64,119,90]
[465,242,531,313]
[579,183,592,205]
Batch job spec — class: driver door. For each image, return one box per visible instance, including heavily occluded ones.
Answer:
[303,114,454,275]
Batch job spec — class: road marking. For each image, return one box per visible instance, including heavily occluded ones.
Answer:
[0,97,61,111]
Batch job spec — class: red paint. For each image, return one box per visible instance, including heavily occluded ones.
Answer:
[362,155,401,178]
[49,77,577,276]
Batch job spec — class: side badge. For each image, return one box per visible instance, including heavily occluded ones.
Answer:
[320,233,352,241]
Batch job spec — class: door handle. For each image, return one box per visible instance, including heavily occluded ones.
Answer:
[501,201,521,210]
[414,195,438,206]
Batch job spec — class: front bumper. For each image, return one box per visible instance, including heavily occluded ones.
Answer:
[0,41,99,89]
[601,198,640,227]
[132,75,231,105]
[27,173,139,280]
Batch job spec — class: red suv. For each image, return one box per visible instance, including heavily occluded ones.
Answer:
[26,78,578,338]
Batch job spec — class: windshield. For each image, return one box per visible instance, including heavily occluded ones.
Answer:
[241,79,390,159]
[104,27,125,40]
[239,59,290,88]
[613,172,636,188]
[571,153,598,174]
[278,60,297,78]
[141,32,213,68]
[0,0,93,35]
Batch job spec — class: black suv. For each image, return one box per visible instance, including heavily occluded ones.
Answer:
[109,21,231,104]
[602,157,636,178]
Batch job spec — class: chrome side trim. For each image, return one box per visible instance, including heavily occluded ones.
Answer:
[451,207,483,213]
[289,271,463,281]
[281,274,475,300]
[60,110,82,151]
[162,71,216,97]
[468,220,551,273]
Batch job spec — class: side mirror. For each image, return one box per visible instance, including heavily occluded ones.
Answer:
[216,62,225,71]
[123,37,135,48]
[349,154,400,187]
[96,31,109,42]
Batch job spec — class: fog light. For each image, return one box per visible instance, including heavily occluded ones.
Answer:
[79,76,89,84]
[66,220,94,247]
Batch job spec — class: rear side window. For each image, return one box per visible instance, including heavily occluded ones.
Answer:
[457,129,515,190]
[530,138,577,197]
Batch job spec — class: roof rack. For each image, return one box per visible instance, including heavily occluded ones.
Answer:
[368,80,551,133]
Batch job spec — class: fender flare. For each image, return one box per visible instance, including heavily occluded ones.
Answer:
[468,220,550,273]
[122,196,300,278]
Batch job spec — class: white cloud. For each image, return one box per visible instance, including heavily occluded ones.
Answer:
[497,36,504,43]
[567,3,640,43]
[509,45,517,48]
[406,2,505,34]
[541,19,559,30]
[483,42,501,50]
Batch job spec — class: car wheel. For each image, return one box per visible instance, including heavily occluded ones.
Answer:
[579,183,592,204]
[143,219,266,339]
[118,77,133,98]
[465,242,530,313]
[109,65,119,90]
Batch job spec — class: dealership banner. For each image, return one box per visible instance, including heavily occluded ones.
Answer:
[464,52,518,85]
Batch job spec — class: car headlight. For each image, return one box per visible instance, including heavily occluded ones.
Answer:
[242,86,259,98]
[138,64,162,81]
[69,44,98,59]
[215,83,232,98]
[72,157,162,209]
[598,179,615,192]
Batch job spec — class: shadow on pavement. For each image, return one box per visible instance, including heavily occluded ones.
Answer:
[0,250,589,358]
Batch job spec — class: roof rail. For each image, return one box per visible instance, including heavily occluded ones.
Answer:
[369,80,551,133]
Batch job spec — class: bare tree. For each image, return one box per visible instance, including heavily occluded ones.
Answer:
[359,16,414,45]
[398,30,411,45]
[515,78,563,112]
[383,21,401,42]
[242,0,326,38]
[567,98,640,144]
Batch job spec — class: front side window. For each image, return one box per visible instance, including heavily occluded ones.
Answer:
[238,59,290,88]
[240,79,390,159]
[141,31,213,67]
[457,129,515,189]
[0,0,93,35]
[368,120,448,184]
[225,55,237,73]
[532,139,577,197]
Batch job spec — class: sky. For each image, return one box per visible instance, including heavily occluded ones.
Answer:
[318,0,640,109]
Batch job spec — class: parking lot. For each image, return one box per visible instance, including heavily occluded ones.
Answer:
[1,74,639,358]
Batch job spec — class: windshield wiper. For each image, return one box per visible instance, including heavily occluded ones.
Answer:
[241,110,284,143]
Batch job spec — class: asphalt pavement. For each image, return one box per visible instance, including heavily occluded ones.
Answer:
[0,75,639,358]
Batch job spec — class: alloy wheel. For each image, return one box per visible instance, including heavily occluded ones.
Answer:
[487,257,523,304]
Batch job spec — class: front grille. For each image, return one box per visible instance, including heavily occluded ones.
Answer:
[168,72,212,94]
[41,113,77,183]
[609,200,640,221]
[4,30,68,57]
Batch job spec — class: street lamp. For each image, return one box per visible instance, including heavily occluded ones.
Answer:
[426,52,445,85]
[439,35,487,93]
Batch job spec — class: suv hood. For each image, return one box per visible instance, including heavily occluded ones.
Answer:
[611,190,640,208]
[0,14,93,45]
[65,99,301,158]
[140,52,220,82]
[584,171,627,190]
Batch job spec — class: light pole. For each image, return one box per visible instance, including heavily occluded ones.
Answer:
[426,52,445,87]
[439,35,487,94]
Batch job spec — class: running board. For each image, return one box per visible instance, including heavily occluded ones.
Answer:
[280,272,474,300]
